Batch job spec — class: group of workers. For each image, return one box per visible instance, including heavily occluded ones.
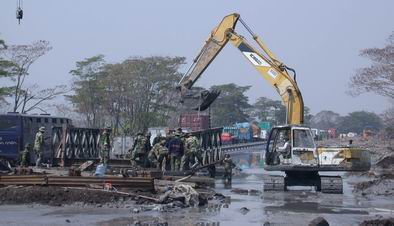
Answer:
[19,126,236,182]
[128,128,204,173]
[19,126,46,168]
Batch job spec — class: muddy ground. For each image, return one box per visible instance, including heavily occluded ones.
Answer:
[0,137,393,225]
[0,168,393,226]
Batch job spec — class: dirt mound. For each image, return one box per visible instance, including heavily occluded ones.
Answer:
[0,186,133,206]
[359,218,394,226]
[353,178,394,196]
[375,154,394,169]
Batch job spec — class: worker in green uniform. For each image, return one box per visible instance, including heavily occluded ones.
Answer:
[130,132,147,167]
[222,153,236,183]
[148,139,169,171]
[33,127,45,167]
[100,127,111,165]
[181,133,200,171]
[20,143,31,167]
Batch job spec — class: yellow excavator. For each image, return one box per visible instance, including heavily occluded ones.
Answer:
[178,13,371,193]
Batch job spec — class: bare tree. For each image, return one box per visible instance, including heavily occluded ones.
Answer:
[349,32,394,99]
[19,84,69,113]
[1,40,53,112]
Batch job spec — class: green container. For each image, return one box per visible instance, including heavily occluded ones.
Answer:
[258,121,271,131]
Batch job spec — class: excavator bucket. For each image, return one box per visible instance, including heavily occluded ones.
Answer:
[192,89,221,111]
[180,89,221,111]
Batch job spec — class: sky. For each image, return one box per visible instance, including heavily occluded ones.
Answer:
[0,0,393,115]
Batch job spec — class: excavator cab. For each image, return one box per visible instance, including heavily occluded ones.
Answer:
[265,125,318,167]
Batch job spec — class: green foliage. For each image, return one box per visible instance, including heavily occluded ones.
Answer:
[68,55,185,134]
[337,111,383,134]
[210,83,251,127]
[252,96,286,126]
[303,106,313,126]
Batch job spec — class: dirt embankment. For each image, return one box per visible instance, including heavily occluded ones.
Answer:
[0,186,135,206]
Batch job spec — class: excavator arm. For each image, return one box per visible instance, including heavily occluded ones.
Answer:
[178,13,304,124]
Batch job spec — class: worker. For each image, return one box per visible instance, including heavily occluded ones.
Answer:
[144,131,152,167]
[33,127,45,167]
[167,131,184,171]
[100,127,111,165]
[20,143,31,167]
[222,154,236,183]
[181,132,200,171]
[145,131,152,151]
[278,132,291,159]
[148,139,169,171]
[130,132,147,167]
[152,132,163,146]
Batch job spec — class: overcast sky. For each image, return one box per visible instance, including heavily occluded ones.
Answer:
[1,0,393,115]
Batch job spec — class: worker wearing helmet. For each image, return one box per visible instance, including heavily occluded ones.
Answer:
[130,132,148,167]
[100,127,111,165]
[33,127,46,167]
[222,153,236,183]
[20,143,31,167]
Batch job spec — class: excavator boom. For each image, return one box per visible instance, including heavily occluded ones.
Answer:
[179,13,304,124]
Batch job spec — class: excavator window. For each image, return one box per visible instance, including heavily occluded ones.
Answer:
[292,129,315,149]
[266,127,292,165]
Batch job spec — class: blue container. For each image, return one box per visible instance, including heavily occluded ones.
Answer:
[94,164,107,177]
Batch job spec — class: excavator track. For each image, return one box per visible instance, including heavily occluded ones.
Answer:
[263,175,285,191]
[320,176,343,194]
[263,172,343,194]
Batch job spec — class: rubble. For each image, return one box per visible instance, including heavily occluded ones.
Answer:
[239,207,250,215]
[158,184,200,207]
[359,217,394,226]
[308,216,329,226]
[353,178,394,196]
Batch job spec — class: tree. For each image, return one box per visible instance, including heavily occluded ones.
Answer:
[210,83,251,127]
[251,96,286,126]
[349,32,394,99]
[310,110,341,130]
[0,40,59,113]
[337,111,383,134]
[69,55,185,134]
[0,38,14,104]
[251,97,312,126]
[68,55,106,128]
[100,56,184,134]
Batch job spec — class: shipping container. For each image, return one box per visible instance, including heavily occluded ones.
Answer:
[179,113,209,131]
[328,128,337,139]
[235,122,253,143]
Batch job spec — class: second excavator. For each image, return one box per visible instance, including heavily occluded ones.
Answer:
[178,13,371,193]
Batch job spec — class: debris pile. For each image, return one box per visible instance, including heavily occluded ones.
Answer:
[359,217,394,226]
[158,184,200,207]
